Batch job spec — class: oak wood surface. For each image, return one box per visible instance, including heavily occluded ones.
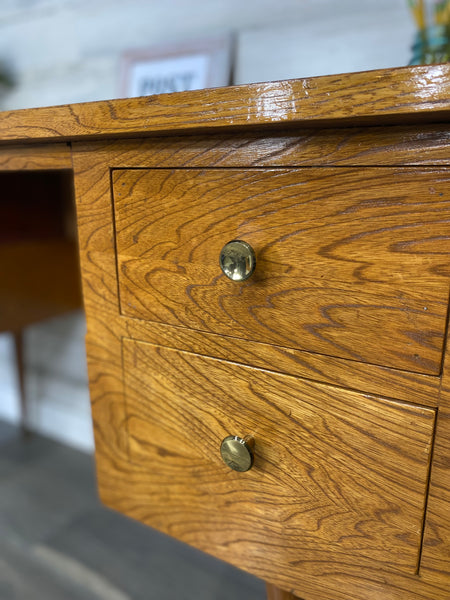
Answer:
[123,339,435,580]
[114,167,450,375]
[1,65,449,144]
[76,125,450,170]
[0,143,71,170]
[71,112,450,599]
[266,584,300,600]
[420,313,450,585]
[73,133,449,404]
[73,146,450,599]
[123,316,441,408]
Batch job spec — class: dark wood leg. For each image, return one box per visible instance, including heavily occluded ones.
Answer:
[13,330,30,436]
[266,582,301,599]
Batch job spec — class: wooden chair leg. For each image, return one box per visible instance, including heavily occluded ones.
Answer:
[13,330,29,436]
[266,583,301,599]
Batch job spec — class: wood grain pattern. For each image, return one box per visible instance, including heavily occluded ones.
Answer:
[0,143,71,170]
[71,134,450,599]
[72,147,130,462]
[420,398,450,586]
[420,310,450,586]
[76,125,450,170]
[266,584,300,600]
[123,316,441,408]
[74,137,445,405]
[114,167,450,375]
[1,65,449,144]
[123,339,434,584]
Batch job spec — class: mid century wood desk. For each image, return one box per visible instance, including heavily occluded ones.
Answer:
[1,64,449,600]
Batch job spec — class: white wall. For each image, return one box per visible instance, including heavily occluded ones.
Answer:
[0,0,417,452]
[0,313,94,452]
[0,0,415,110]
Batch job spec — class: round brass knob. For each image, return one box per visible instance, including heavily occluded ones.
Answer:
[220,435,255,472]
[219,240,256,281]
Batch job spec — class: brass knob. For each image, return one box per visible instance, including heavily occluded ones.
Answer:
[220,435,255,472]
[219,240,256,281]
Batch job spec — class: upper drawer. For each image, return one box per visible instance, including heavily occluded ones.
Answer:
[113,167,450,375]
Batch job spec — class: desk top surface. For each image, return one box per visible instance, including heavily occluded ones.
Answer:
[0,64,449,145]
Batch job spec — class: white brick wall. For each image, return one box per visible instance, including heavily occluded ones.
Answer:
[0,0,417,451]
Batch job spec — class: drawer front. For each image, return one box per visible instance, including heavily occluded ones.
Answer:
[113,167,450,375]
[122,338,434,587]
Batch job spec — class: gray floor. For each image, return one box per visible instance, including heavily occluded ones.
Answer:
[0,421,266,600]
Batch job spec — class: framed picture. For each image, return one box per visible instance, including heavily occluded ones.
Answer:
[120,36,233,98]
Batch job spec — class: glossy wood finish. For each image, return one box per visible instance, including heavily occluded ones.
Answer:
[73,136,445,406]
[123,316,441,408]
[123,338,434,581]
[114,167,450,375]
[0,65,445,599]
[0,65,449,144]
[71,122,450,597]
[71,124,450,169]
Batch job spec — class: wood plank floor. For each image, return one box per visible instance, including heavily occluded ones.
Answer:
[0,421,265,600]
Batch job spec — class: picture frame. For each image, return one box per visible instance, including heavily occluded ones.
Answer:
[120,36,233,98]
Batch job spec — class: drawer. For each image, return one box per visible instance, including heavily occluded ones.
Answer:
[113,167,450,375]
[122,338,435,588]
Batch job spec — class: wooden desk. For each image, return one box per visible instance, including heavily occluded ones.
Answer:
[1,64,449,600]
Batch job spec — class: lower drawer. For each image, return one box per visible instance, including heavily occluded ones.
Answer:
[121,338,434,590]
